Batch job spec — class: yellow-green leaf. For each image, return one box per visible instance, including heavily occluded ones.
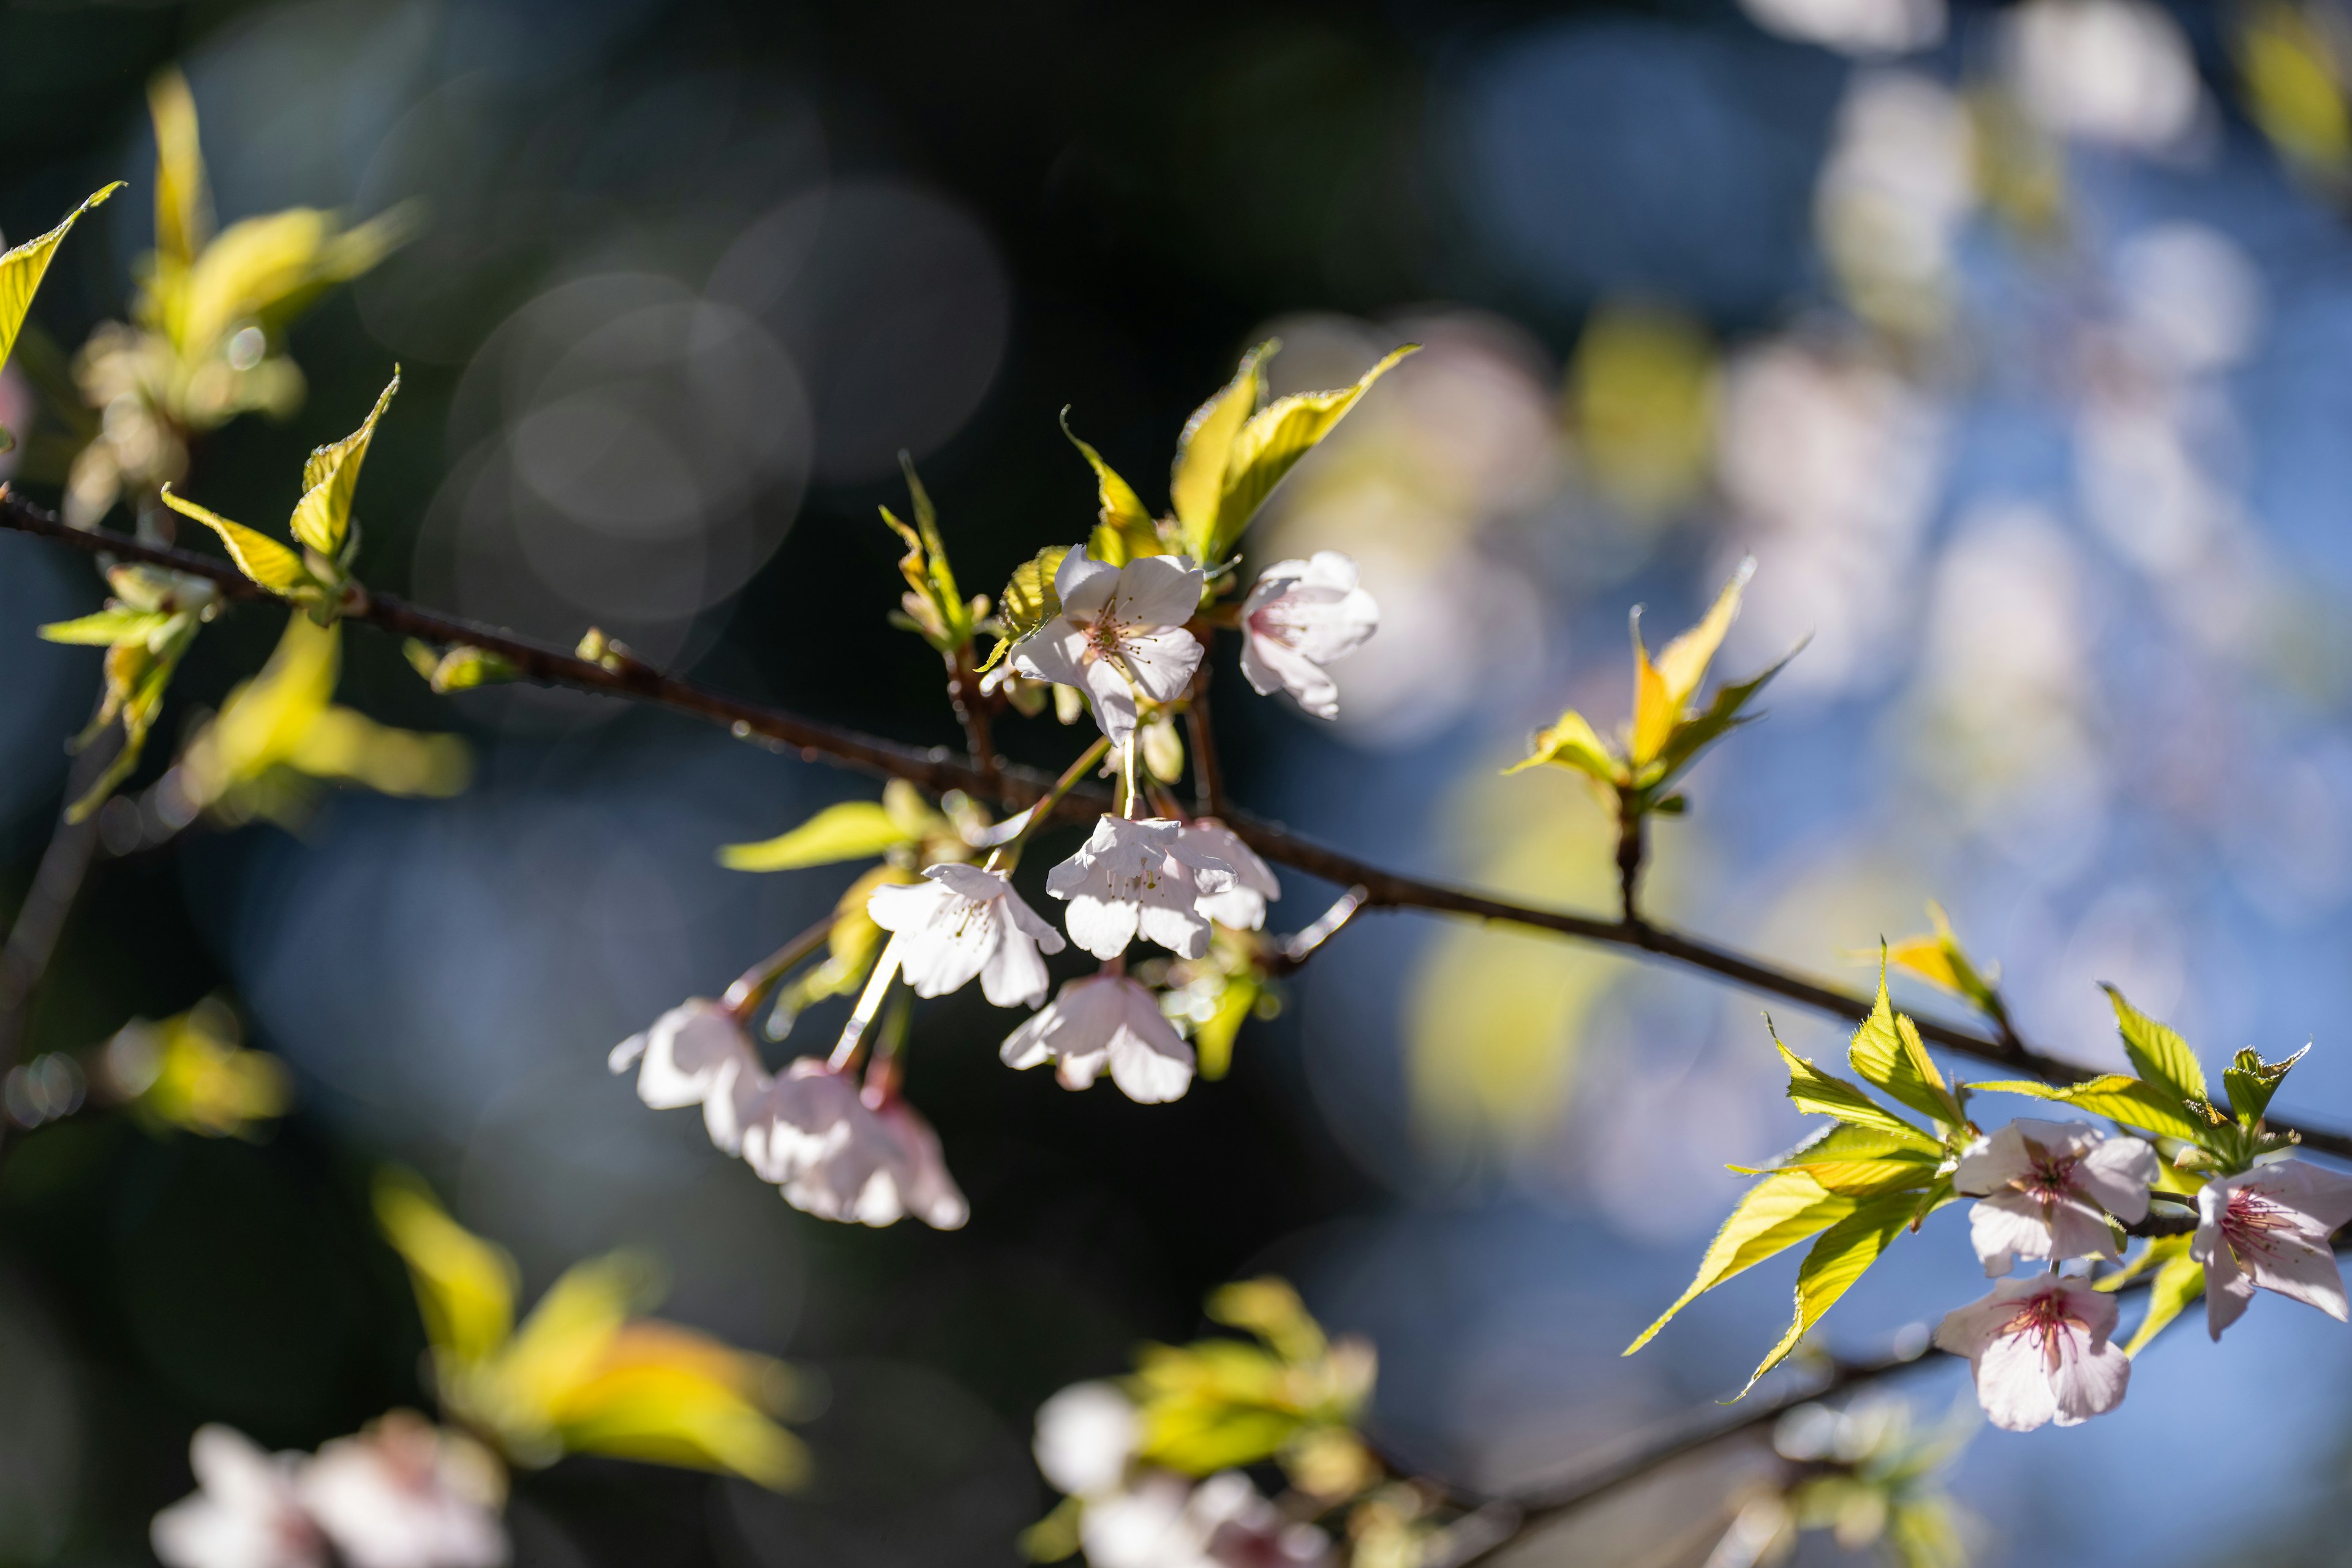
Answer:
[1746,1189,1918,1390]
[1629,610,1676,767]
[1206,344,1415,560]
[1502,707,1621,783]
[1170,341,1272,546]
[375,1170,518,1368]
[288,368,398,559]
[718,801,915,872]
[1774,1158,1942,1197]
[2120,1237,2203,1356]
[1624,1170,1857,1355]
[1847,966,1958,1127]
[1653,558,1753,714]
[160,486,317,597]
[978,545,1071,673]
[0,183,121,374]
[1063,410,1161,565]
[2102,985,2209,1103]
[39,608,174,647]
[149,67,213,267]
[1774,1032,1939,1151]
[1965,1076,2207,1142]
[1642,639,1801,788]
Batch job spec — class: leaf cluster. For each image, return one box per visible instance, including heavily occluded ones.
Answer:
[374,1171,809,1490]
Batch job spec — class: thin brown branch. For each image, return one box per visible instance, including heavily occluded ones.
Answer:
[6,492,2348,1163]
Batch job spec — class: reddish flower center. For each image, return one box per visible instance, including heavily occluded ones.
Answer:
[2221,1185,2296,1264]
[2000,1287,2088,1370]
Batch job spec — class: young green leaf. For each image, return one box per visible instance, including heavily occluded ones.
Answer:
[0,183,122,374]
[1501,707,1620,783]
[1062,410,1161,565]
[160,487,320,598]
[1845,966,1960,1127]
[149,68,213,268]
[1203,343,1416,560]
[2222,1044,2306,1126]
[2104,1235,2203,1357]
[1170,342,1272,551]
[288,369,398,559]
[1641,639,1801,790]
[1650,559,1754,716]
[1965,1076,2207,1142]
[1773,1031,1940,1152]
[1745,1189,1920,1392]
[39,608,176,647]
[1624,1169,1858,1355]
[2102,984,2209,1103]
[718,801,916,872]
[977,545,1072,672]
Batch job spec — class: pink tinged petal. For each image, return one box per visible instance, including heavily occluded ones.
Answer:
[635,1001,753,1110]
[980,928,1052,1009]
[1244,634,1341,718]
[2046,1329,2131,1427]
[1105,987,1194,1104]
[1010,623,1090,690]
[608,1033,647,1074]
[1061,895,1141,960]
[1969,1329,2064,1432]
[701,1054,773,1156]
[2251,1158,2352,1231]
[2076,1137,2158,1223]
[1079,657,1142,749]
[864,875,954,932]
[2203,1245,2256,1339]
[2238,1229,2349,1321]
[1057,546,1118,616]
[1106,554,1207,631]
[878,1099,968,1229]
[1967,1193,2056,1276]
[741,1061,858,1185]
[1118,626,1205,705]
[2043,1193,2125,1263]
[1000,886,1066,952]
[1136,899,1213,959]
[892,896,1000,999]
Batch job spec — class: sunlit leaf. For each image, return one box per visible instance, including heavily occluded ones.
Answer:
[160,486,317,598]
[2223,1043,2307,1126]
[978,545,1072,672]
[881,454,976,650]
[1965,1075,2207,1142]
[1170,341,1271,548]
[1774,1031,1940,1151]
[1653,559,1752,715]
[2119,1237,2204,1357]
[2101,986,2209,1104]
[1205,344,1415,560]
[149,67,213,267]
[39,608,175,647]
[718,800,915,872]
[1207,1277,1327,1365]
[405,639,520,693]
[1846,967,1959,1128]
[547,1321,809,1489]
[1643,639,1802,789]
[1063,410,1161,565]
[173,203,418,359]
[1502,707,1620,783]
[2239,1,2352,182]
[1747,1189,1920,1390]
[0,183,121,375]
[1625,1170,1858,1355]
[288,368,398,559]
[374,1170,518,1368]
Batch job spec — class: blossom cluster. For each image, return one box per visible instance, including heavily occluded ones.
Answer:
[612,345,1390,1232]
[152,1415,505,1568]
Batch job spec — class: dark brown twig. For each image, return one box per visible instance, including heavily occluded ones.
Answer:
[4,494,2348,1162]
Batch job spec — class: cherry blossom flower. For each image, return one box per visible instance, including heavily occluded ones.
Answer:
[608,999,767,1155]
[296,1413,507,1568]
[1083,1471,1330,1568]
[739,1059,968,1229]
[152,1426,324,1568]
[867,863,1065,1007]
[1952,1118,2156,1274]
[2193,1158,2352,1338]
[1177,821,1280,932]
[1238,552,1378,721]
[1002,973,1196,1104]
[1033,1381,1139,1498]
[1047,816,1234,960]
[1932,1275,2129,1432]
[1012,548,1205,748]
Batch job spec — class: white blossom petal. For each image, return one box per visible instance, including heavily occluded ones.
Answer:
[1106,554,1208,631]
[614,1001,756,1112]
[1001,974,1194,1105]
[298,1414,508,1568]
[1033,1381,1138,1498]
[152,1427,323,1568]
[1934,1276,2127,1432]
[2195,1159,2352,1336]
[1238,552,1378,720]
[1178,821,1280,931]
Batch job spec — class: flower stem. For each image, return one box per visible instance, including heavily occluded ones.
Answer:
[984,735,1112,875]
[722,914,835,1020]
[829,936,903,1071]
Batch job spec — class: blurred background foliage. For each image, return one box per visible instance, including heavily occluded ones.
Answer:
[4,0,2352,1562]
